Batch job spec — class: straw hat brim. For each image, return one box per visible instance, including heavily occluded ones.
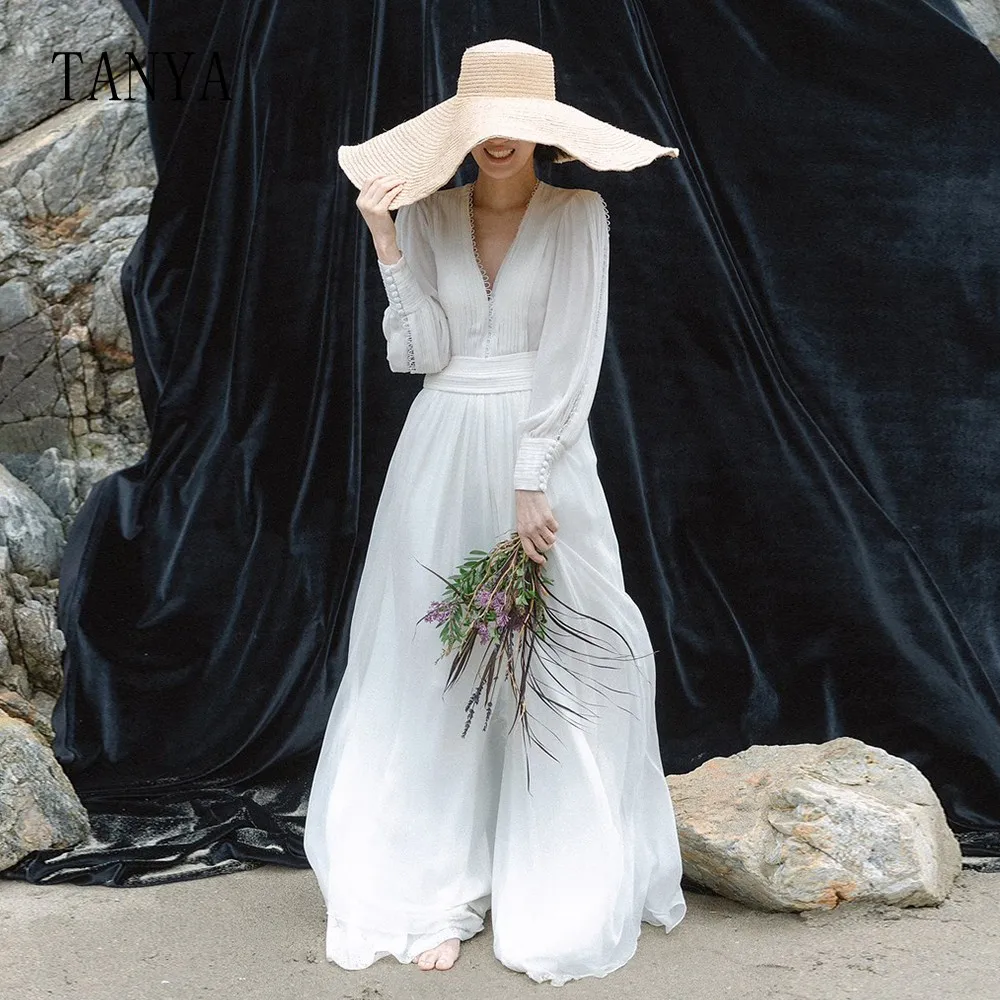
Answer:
[338,96,680,208]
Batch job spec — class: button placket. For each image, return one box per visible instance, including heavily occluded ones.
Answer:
[384,268,417,373]
[468,180,540,358]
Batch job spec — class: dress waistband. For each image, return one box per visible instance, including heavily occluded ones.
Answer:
[422,351,537,394]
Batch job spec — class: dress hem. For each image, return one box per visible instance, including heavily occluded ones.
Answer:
[324,900,688,983]
[512,903,687,986]
[324,910,486,970]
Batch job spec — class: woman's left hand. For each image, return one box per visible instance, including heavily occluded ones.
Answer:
[516,490,559,565]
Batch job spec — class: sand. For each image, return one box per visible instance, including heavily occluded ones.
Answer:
[1,865,997,1000]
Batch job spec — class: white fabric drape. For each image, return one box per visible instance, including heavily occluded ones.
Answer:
[512,190,610,492]
[378,198,451,374]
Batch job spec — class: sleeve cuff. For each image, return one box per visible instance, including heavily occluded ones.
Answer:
[513,436,561,492]
[378,254,428,315]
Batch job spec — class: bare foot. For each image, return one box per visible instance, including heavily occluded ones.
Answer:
[414,937,461,971]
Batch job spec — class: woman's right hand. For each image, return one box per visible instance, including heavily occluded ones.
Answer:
[357,175,405,264]
[516,489,559,566]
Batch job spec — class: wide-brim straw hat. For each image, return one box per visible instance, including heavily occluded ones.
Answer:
[338,39,680,208]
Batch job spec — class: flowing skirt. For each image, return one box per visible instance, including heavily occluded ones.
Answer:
[304,352,686,986]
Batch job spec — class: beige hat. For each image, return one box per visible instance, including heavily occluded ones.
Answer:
[338,39,680,208]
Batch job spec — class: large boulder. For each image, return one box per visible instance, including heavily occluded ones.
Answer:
[0,710,89,872]
[667,736,963,911]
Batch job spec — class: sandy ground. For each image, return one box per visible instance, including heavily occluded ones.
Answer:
[1,866,997,1000]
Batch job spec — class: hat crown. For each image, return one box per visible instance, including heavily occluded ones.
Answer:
[456,39,556,101]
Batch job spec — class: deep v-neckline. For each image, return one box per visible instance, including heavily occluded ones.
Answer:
[466,180,544,303]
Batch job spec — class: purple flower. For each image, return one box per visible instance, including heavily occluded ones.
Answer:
[476,621,490,644]
[475,588,492,608]
[491,590,508,612]
[421,600,452,625]
[496,610,511,630]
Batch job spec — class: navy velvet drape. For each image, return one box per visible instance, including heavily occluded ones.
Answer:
[8,0,1000,884]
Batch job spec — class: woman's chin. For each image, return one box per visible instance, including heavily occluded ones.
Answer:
[476,156,533,180]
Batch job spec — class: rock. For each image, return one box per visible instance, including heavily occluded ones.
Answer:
[6,446,78,520]
[0,565,14,624]
[0,0,144,143]
[11,592,65,695]
[0,462,65,583]
[0,630,32,699]
[0,565,65,697]
[0,314,55,418]
[92,248,139,358]
[666,736,963,911]
[73,434,146,468]
[0,441,145,532]
[76,187,153,239]
[0,278,38,331]
[30,689,58,724]
[0,711,88,871]
[27,580,59,611]
[0,417,73,458]
[0,314,63,434]
[956,0,1000,54]
[0,77,153,461]
[2,568,32,603]
[0,687,55,742]
[0,80,155,220]
[0,214,28,268]
[37,239,106,299]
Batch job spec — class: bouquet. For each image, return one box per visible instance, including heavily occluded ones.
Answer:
[418,530,643,780]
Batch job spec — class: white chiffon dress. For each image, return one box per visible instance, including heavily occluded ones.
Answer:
[304,179,687,986]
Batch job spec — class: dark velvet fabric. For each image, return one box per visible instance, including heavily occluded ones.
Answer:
[6,0,999,885]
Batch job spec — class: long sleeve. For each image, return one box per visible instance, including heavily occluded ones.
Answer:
[512,190,611,492]
[377,199,451,374]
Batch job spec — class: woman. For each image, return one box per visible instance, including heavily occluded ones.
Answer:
[304,39,687,985]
